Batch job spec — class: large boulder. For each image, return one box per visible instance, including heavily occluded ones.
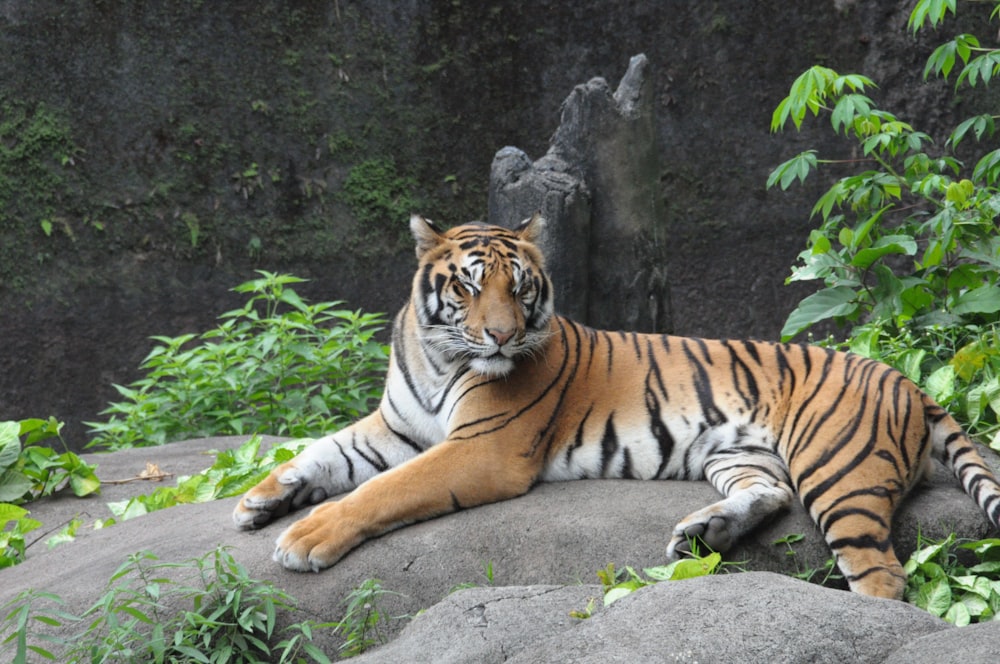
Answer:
[352,575,956,664]
[5,436,999,659]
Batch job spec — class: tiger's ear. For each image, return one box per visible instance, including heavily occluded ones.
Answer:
[410,214,445,259]
[515,212,545,244]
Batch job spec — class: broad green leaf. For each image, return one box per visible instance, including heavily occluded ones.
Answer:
[767,151,817,190]
[944,602,972,626]
[0,502,29,523]
[919,576,954,616]
[604,581,644,606]
[850,235,917,269]
[781,286,857,341]
[973,148,1000,185]
[952,286,1000,316]
[69,470,101,498]
[668,553,722,580]
[925,365,956,404]
[849,207,889,251]
[950,114,995,150]
[895,349,927,384]
[0,422,21,472]
[807,231,831,256]
[0,470,33,503]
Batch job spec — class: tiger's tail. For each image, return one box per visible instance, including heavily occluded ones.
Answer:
[926,394,1000,531]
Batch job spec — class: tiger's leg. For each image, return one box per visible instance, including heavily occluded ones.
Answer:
[807,487,908,600]
[233,411,423,529]
[666,445,793,559]
[273,436,540,572]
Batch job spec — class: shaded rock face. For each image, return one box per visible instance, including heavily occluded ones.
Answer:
[7,437,999,660]
[3,1,999,449]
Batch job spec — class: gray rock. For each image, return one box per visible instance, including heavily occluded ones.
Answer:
[512,573,949,664]
[351,585,603,664]
[354,573,951,664]
[4,437,998,658]
[884,620,1000,664]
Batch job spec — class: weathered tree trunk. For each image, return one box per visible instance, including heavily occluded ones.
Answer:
[488,54,672,333]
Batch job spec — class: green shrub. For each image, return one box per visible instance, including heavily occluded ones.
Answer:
[104,436,312,522]
[1,546,341,663]
[768,0,1000,449]
[905,535,1000,625]
[0,418,99,567]
[86,271,389,450]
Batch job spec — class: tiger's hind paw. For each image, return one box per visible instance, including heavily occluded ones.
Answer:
[232,462,330,530]
[666,514,733,559]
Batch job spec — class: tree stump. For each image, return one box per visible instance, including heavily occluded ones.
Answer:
[488,54,671,333]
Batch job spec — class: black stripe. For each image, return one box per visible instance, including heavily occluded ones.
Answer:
[353,436,389,472]
[644,348,675,478]
[827,533,892,552]
[682,339,727,427]
[620,447,636,479]
[382,413,425,453]
[565,405,593,465]
[844,565,905,583]
[334,441,355,484]
[821,506,889,532]
[724,340,760,411]
[599,415,619,477]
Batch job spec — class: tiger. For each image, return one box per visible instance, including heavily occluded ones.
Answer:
[234,213,1000,600]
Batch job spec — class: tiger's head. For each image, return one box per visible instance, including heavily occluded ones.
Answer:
[408,213,554,377]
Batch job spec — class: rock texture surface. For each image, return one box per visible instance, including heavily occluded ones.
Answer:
[5,437,999,660]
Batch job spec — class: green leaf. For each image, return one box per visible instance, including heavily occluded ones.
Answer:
[925,365,957,404]
[919,576,955,616]
[603,582,643,606]
[951,286,1000,316]
[908,0,957,34]
[944,601,971,626]
[781,286,857,341]
[973,149,1000,186]
[767,151,817,190]
[0,502,29,524]
[771,66,837,131]
[850,235,917,269]
[830,94,873,135]
[0,422,21,473]
[69,469,101,497]
[0,470,33,503]
[949,114,995,150]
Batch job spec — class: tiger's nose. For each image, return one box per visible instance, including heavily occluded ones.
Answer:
[485,328,514,347]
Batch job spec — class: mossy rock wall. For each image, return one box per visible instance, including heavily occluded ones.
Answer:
[0,1,996,448]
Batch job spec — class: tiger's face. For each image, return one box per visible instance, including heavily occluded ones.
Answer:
[409,214,554,377]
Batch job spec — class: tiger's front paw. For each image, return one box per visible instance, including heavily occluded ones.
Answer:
[273,502,360,572]
[665,513,733,560]
[232,461,331,530]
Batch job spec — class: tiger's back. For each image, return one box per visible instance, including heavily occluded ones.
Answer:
[235,215,1000,600]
